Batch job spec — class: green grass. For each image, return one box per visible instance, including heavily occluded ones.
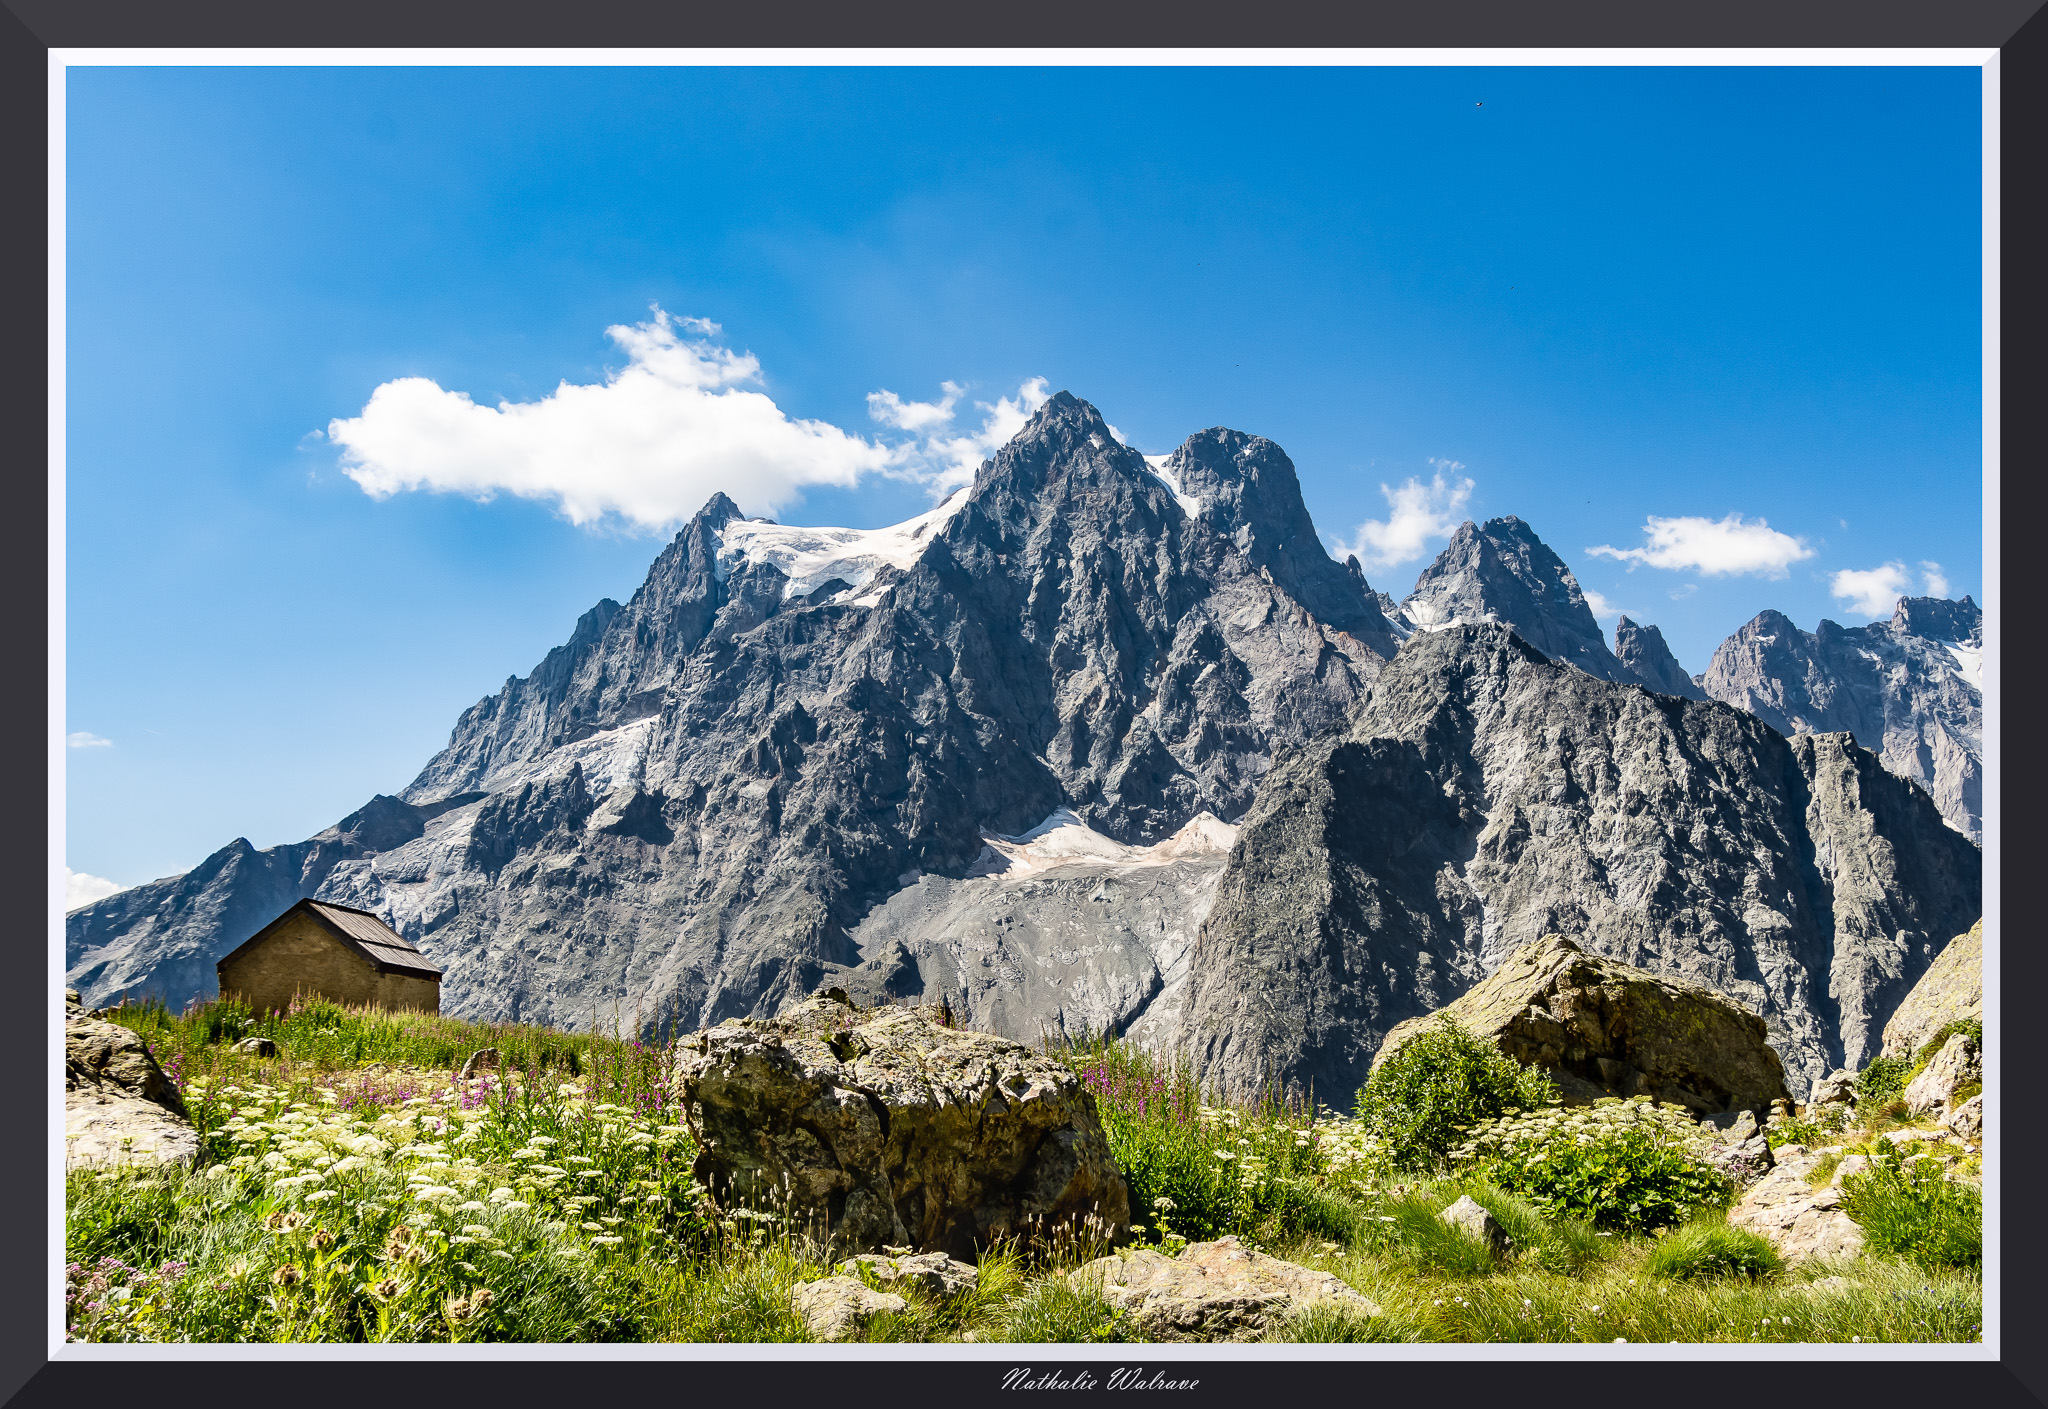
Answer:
[65,1006,1980,1344]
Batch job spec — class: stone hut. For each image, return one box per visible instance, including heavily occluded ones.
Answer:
[216,900,441,1015]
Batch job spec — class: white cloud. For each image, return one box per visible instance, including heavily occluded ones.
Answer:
[1831,561,1913,619]
[66,868,124,909]
[1586,514,1814,578]
[1581,588,1624,622]
[1920,561,1950,597]
[67,732,112,749]
[870,376,1050,494]
[1332,461,1475,571]
[330,309,1047,530]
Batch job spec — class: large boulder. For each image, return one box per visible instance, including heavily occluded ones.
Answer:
[672,992,1130,1260]
[64,992,200,1171]
[792,1277,908,1341]
[1880,920,1982,1062]
[1370,935,1791,1118]
[1071,1236,1380,1341]
[1729,1143,1865,1263]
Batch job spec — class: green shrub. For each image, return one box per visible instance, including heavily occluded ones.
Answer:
[1855,1056,1914,1106]
[1644,1219,1783,1282]
[1450,1097,1733,1232]
[1355,1017,1559,1172]
[1841,1148,1981,1272]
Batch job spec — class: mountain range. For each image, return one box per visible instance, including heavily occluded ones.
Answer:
[65,393,1983,1100]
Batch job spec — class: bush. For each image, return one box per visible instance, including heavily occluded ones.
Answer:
[1855,1056,1914,1106]
[1916,1020,1982,1065]
[1841,1147,1981,1272]
[1355,1017,1558,1172]
[1644,1219,1783,1282]
[1450,1097,1733,1232]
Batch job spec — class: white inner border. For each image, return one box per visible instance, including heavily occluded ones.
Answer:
[48,45,2001,1367]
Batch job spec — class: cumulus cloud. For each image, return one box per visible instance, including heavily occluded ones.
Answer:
[1332,460,1475,571]
[1920,561,1950,597]
[329,309,1047,530]
[66,868,124,909]
[67,732,111,749]
[871,376,1050,493]
[1581,587,1625,622]
[1831,561,1913,619]
[1586,514,1814,578]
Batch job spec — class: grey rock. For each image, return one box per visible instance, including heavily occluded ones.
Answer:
[1903,1032,1981,1117]
[1438,1195,1507,1254]
[232,1036,278,1057]
[1701,1127,1776,1189]
[1398,517,1635,684]
[1613,616,1709,701]
[1179,623,1981,1105]
[1071,1235,1379,1342]
[1943,1093,1983,1142]
[1809,1070,1858,1107]
[672,991,1130,1261]
[65,1010,198,1171]
[826,810,1234,1049]
[1701,598,1982,840]
[1729,1147,1865,1263]
[840,1251,979,1299]
[792,1276,908,1341]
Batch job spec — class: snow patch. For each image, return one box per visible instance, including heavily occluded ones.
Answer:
[1941,641,1983,691]
[966,808,1237,879]
[496,716,658,797]
[714,488,970,600]
[1141,455,1204,520]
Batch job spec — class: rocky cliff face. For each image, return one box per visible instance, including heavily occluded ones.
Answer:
[67,394,1391,1026]
[1178,624,1981,1104]
[1700,596,1982,840]
[1613,615,1709,701]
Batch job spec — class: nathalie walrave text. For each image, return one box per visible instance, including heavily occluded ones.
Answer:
[1002,1368,1201,1391]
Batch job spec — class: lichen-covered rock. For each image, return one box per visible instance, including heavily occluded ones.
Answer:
[1371,935,1791,1119]
[792,1276,908,1341]
[64,995,198,1171]
[1728,1144,1865,1263]
[1881,920,1982,1062]
[1903,1032,1981,1117]
[1439,1196,1507,1254]
[1944,1093,1983,1142]
[1071,1236,1379,1342]
[840,1251,979,1298]
[672,992,1130,1260]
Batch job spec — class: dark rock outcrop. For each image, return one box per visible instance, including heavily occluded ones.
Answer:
[1179,623,1981,1104]
[1701,597,1982,840]
[672,992,1131,1260]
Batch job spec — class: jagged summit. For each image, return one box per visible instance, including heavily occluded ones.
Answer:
[1399,516,1633,684]
[1613,615,1708,702]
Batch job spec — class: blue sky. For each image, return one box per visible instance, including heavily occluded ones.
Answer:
[64,63,1984,894]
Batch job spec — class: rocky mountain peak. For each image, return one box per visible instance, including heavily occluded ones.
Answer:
[1159,428,1398,652]
[1400,516,1632,684]
[1892,594,1981,645]
[1612,615,1709,701]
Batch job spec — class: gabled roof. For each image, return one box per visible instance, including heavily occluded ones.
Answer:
[216,899,443,981]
